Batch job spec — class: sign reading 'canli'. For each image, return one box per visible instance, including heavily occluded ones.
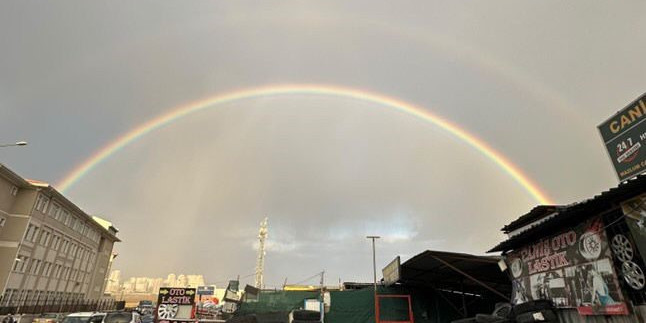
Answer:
[598,92,646,181]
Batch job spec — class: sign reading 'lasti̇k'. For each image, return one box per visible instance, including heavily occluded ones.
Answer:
[598,92,646,181]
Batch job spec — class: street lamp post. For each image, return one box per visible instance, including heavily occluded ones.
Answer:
[0,141,27,148]
[367,235,380,322]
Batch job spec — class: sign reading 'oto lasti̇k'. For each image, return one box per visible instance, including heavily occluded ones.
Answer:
[155,287,196,323]
[598,92,646,181]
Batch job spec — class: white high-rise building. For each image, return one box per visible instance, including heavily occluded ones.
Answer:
[177,275,188,287]
[106,270,121,294]
[186,275,204,288]
[165,274,176,287]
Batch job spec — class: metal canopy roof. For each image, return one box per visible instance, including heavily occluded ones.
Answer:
[399,250,511,301]
[489,174,646,253]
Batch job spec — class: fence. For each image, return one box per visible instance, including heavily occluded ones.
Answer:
[0,294,116,315]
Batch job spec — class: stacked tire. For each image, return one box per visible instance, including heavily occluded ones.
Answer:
[512,300,557,323]
[290,310,320,323]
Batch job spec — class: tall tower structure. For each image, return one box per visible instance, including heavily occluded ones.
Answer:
[254,217,268,289]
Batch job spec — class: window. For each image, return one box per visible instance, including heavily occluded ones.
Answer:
[13,256,25,272]
[24,258,33,273]
[10,186,18,196]
[20,257,29,272]
[51,235,60,250]
[24,224,39,242]
[35,194,50,212]
[39,231,51,246]
[64,212,72,226]
[49,203,61,217]
[24,224,34,241]
[62,240,69,253]
[58,209,69,223]
[31,226,40,243]
[42,262,52,277]
[0,217,5,228]
[55,265,62,279]
[104,312,133,323]
[31,260,41,275]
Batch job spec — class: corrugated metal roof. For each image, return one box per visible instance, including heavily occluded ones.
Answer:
[489,174,646,253]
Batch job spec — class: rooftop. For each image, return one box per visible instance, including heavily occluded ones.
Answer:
[489,174,646,253]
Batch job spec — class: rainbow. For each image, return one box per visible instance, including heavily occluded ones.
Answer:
[57,84,552,204]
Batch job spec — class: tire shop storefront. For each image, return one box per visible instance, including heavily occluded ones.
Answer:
[490,175,646,322]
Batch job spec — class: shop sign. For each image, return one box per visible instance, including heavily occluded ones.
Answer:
[197,286,215,296]
[506,217,628,316]
[158,287,196,305]
[382,256,401,286]
[155,287,196,323]
[598,93,646,181]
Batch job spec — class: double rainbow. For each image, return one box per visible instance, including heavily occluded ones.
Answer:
[57,84,552,204]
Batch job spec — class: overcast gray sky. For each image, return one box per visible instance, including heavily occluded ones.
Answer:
[2,1,646,288]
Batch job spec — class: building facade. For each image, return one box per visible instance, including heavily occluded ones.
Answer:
[0,163,120,306]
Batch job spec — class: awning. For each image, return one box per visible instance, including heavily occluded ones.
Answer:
[399,250,511,301]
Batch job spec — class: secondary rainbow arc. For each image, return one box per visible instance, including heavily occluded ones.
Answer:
[57,84,552,204]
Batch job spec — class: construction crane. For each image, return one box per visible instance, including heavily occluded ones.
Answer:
[254,217,268,289]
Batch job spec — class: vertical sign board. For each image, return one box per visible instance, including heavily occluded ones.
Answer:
[155,287,196,323]
[598,93,646,181]
[382,256,401,286]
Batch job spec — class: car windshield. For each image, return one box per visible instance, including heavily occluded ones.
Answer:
[88,315,104,323]
[62,317,90,323]
[40,314,59,318]
[104,313,132,323]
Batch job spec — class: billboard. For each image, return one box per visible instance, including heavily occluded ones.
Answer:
[505,217,628,316]
[196,286,214,296]
[155,287,196,323]
[382,256,401,286]
[598,93,646,181]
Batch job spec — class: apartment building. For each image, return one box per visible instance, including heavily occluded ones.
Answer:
[0,163,120,305]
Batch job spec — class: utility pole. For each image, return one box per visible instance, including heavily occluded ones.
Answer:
[367,236,380,322]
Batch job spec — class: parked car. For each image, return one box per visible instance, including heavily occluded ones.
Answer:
[135,301,154,316]
[32,313,64,323]
[103,311,141,323]
[62,313,105,323]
